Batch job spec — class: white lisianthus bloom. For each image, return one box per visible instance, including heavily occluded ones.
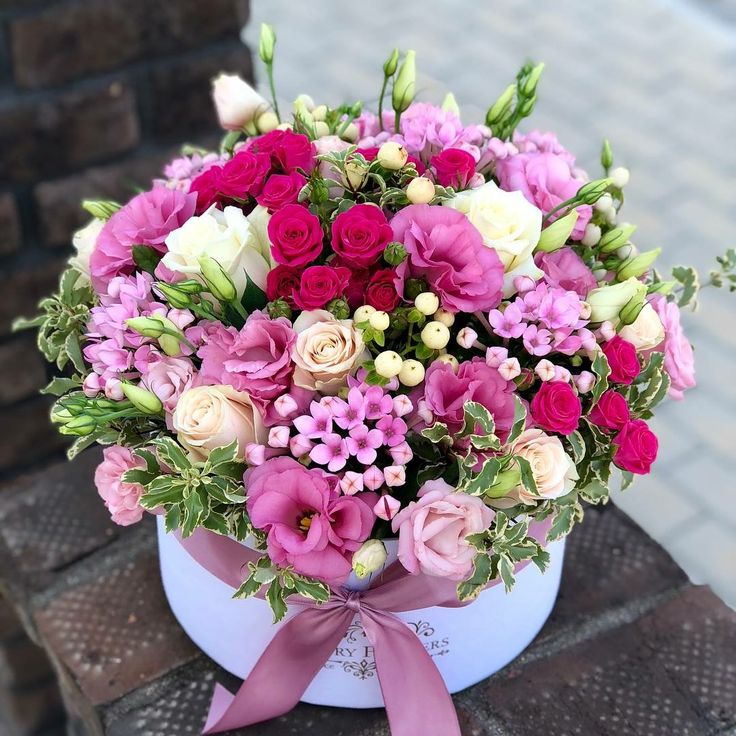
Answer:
[619,302,665,351]
[162,205,270,296]
[69,218,104,284]
[444,180,542,271]
[212,74,269,131]
[586,277,647,324]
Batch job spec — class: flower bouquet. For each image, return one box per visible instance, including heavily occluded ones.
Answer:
[16,23,736,736]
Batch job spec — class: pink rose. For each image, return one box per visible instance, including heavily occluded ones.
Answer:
[421,358,517,438]
[294,265,350,310]
[248,129,316,173]
[94,446,146,526]
[588,389,630,431]
[649,295,696,400]
[266,265,301,306]
[331,204,393,269]
[430,148,476,189]
[391,479,494,580]
[530,380,582,435]
[189,165,224,213]
[393,204,504,313]
[602,336,640,385]
[198,312,296,401]
[256,172,306,211]
[267,204,324,266]
[138,351,195,415]
[534,247,597,299]
[364,268,400,311]
[613,419,658,475]
[245,457,375,582]
[217,149,271,199]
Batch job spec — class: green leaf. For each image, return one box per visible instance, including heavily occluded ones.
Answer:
[140,477,186,509]
[620,470,635,491]
[241,274,268,313]
[671,265,700,309]
[420,422,450,443]
[164,505,181,533]
[460,457,502,496]
[292,577,330,603]
[122,468,158,486]
[590,351,611,405]
[415,343,434,360]
[266,578,289,623]
[506,396,527,445]
[457,553,492,602]
[532,546,551,573]
[461,401,496,437]
[201,511,230,536]
[233,575,263,600]
[567,430,586,465]
[515,456,538,496]
[204,476,245,505]
[41,376,83,396]
[132,245,163,275]
[154,437,192,472]
[63,332,86,373]
[132,448,160,475]
[498,555,516,592]
[180,489,207,537]
[206,440,240,470]
[547,501,583,542]
[578,479,610,505]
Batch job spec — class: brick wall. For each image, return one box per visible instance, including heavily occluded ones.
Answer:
[0,0,254,479]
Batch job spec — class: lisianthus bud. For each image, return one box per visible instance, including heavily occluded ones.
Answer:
[586,277,647,323]
[374,350,403,378]
[126,316,169,339]
[610,166,630,188]
[485,467,522,498]
[383,48,400,77]
[59,414,97,437]
[577,178,613,206]
[212,74,268,131]
[441,92,460,116]
[267,298,292,320]
[421,321,450,350]
[353,305,376,324]
[383,241,407,266]
[485,83,516,127]
[521,62,545,97]
[122,383,163,415]
[406,176,435,205]
[392,50,416,113]
[601,139,614,172]
[616,248,661,281]
[369,310,390,331]
[536,210,579,253]
[619,302,665,350]
[198,255,237,303]
[326,297,350,320]
[352,540,388,578]
[256,110,279,134]
[398,359,425,387]
[259,23,276,64]
[414,292,439,316]
[155,283,193,309]
[377,141,408,170]
[598,224,637,254]
[81,199,120,220]
[618,296,646,326]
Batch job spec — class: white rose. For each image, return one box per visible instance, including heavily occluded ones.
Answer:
[444,180,542,271]
[172,384,267,461]
[502,257,544,298]
[292,310,368,395]
[512,429,578,504]
[69,218,104,284]
[619,302,665,351]
[212,74,269,131]
[245,205,277,268]
[162,205,270,296]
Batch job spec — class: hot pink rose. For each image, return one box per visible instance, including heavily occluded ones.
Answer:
[430,148,476,189]
[217,149,271,199]
[391,479,494,580]
[331,204,393,269]
[94,446,146,526]
[534,247,597,299]
[256,172,307,211]
[603,336,640,385]
[294,265,350,310]
[90,187,196,289]
[266,264,301,306]
[198,312,296,401]
[248,129,316,173]
[530,380,582,435]
[421,358,517,438]
[364,268,400,311]
[613,419,658,474]
[245,457,375,582]
[588,389,630,431]
[267,204,324,266]
[189,165,224,213]
[649,295,696,400]
[392,204,504,313]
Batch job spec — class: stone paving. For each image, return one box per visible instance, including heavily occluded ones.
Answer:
[243,0,736,609]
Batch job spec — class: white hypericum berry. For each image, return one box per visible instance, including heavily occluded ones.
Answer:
[594,193,614,214]
[433,308,455,327]
[377,141,408,170]
[311,104,327,121]
[398,359,425,387]
[369,310,390,331]
[610,166,630,188]
[420,321,450,350]
[406,176,435,205]
[374,350,403,378]
[353,305,376,324]
[435,353,459,371]
[581,223,602,247]
[456,326,478,350]
[352,539,387,578]
[342,122,359,142]
[414,291,440,316]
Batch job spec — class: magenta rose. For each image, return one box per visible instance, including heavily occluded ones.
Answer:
[365,268,400,311]
[294,265,350,310]
[94,446,146,526]
[249,129,316,173]
[217,149,271,199]
[534,247,597,299]
[189,165,224,213]
[393,204,504,313]
[588,389,630,431]
[603,336,640,385]
[267,204,324,266]
[245,457,375,582]
[649,295,696,400]
[613,419,658,475]
[496,152,592,240]
[421,358,517,438]
[392,478,494,580]
[332,259,371,309]
[266,264,301,306]
[198,312,296,401]
[256,172,306,211]
[431,148,476,189]
[331,204,393,269]
[90,187,196,289]
[530,380,582,435]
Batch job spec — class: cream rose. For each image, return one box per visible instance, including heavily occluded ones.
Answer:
[69,218,104,284]
[212,74,269,131]
[245,204,277,268]
[444,180,542,272]
[162,205,270,296]
[619,302,665,351]
[292,310,367,395]
[512,428,578,504]
[172,384,267,461]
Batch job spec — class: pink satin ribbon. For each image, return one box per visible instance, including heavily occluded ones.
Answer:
[175,519,551,736]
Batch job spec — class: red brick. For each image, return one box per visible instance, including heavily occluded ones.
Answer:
[0,193,21,255]
[0,337,47,406]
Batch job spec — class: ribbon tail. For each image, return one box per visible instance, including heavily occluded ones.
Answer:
[202,605,353,734]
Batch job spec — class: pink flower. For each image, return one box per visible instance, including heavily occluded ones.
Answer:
[421,358,517,438]
[391,479,494,580]
[431,148,476,189]
[375,415,407,447]
[613,419,658,475]
[268,204,324,266]
[333,388,366,430]
[363,465,384,490]
[309,433,350,472]
[535,247,597,299]
[331,204,393,269]
[94,446,146,526]
[289,434,314,457]
[90,188,196,289]
[393,204,504,313]
[374,494,401,521]
[218,149,271,199]
[268,426,290,448]
[363,386,394,420]
[530,381,582,435]
[383,465,406,487]
[602,336,641,385]
[138,352,195,415]
[485,346,509,368]
[489,303,526,339]
[293,401,334,440]
[346,424,383,465]
[340,471,364,496]
[294,265,350,310]
[388,441,413,465]
[588,389,630,431]
[649,295,696,400]
[256,171,306,210]
[248,129,316,173]
[245,457,374,582]
[392,395,413,417]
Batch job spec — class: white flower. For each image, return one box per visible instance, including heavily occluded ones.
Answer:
[619,302,665,351]
[162,205,270,296]
[212,74,269,131]
[586,277,647,323]
[352,539,388,578]
[245,204,277,269]
[445,180,542,271]
[513,429,578,503]
[69,219,104,284]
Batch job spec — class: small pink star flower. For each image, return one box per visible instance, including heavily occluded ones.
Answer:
[309,433,349,472]
[333,387,366,431]
[346,424,383,465]
[340,471,364,496]
[374,494,401,521]
[363,465,384,491]
[383,465,406,488]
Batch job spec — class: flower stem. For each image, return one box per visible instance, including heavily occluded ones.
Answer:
[266,63,281,122]
[377,76,389,131]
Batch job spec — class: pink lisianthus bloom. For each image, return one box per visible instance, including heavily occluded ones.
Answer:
[89,187,197,290]
[197,312,296,402]
[534,247,597,299]
[94,446,147,526]
[512,130,576,164]
[245,457,375,582]
[392,204,504,313]
[136,347,195,417]
[420,358,517,438]
[391,479,494,580]
[648,295,696,400]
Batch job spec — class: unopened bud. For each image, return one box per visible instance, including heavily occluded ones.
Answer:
[198,255,237,302]
[155,283,192,309]
[121,383,163,415]
[536,210,579,252]
[383,48,400,77]
[577,178,613,206]
[601,139,614,172]
[581,223,602,248]
[267,298,292,320]
[342,160,368,191]
[383,241,407,266]
[610,166,630,188]
[256,110,279,134]
[326,297,350,320]
[485,84,516,127]
[598,224,638,254]
[259,23,276,65]
[377,141,408,170]
[352,539,388,578]
[392,50,416,113]
[441,92,460,116]
[406,176,435,205]
[81,199,121,220]
[485,467,522,499]
[59,414,97,436]
[521,62,545,97]
[619,296,646,326]
[616,248,661,281]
